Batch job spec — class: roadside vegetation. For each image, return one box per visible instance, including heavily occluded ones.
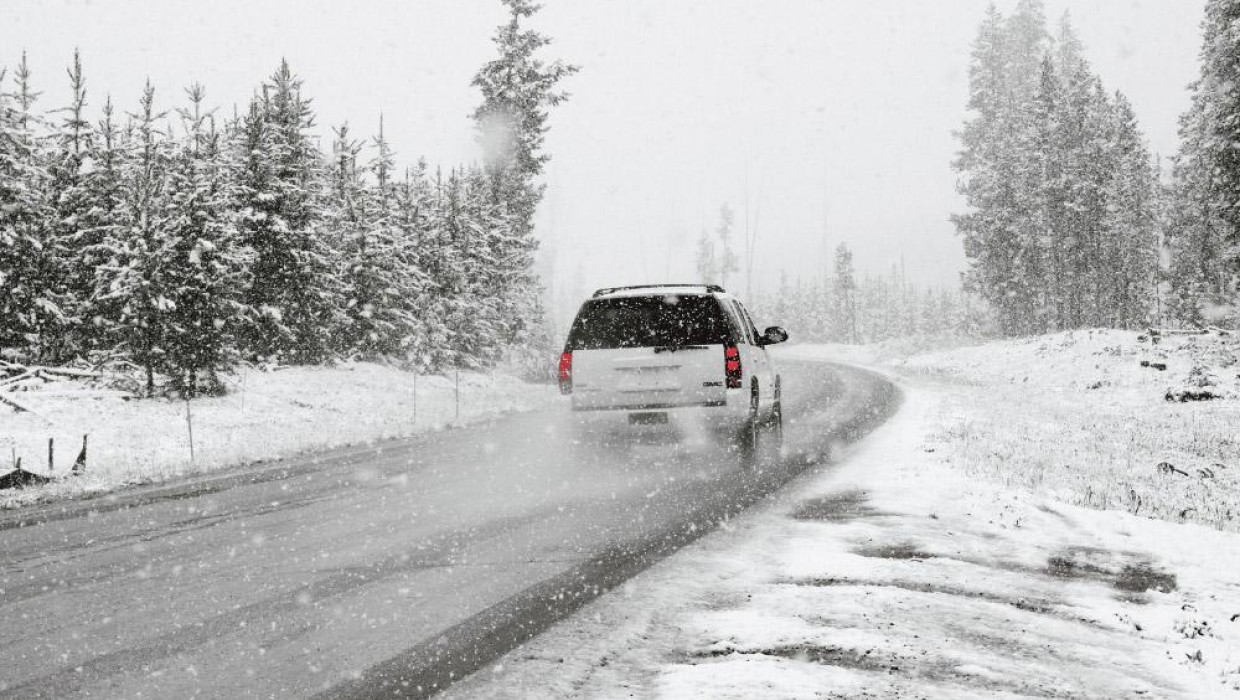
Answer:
[0,0,574,400]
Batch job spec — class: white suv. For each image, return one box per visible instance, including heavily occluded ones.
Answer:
[559,284,788,454]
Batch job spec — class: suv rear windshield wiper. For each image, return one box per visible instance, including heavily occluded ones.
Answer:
[653,345,710,353]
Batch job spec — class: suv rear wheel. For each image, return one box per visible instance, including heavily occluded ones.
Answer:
[769,378,784,452]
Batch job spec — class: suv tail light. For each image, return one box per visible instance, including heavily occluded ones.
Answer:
[559,351,573,394]
[724,344,742,388]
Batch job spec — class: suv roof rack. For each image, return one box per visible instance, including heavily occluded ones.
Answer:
[591,283,726,298]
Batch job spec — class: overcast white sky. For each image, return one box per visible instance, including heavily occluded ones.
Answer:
[1,0,1207,321]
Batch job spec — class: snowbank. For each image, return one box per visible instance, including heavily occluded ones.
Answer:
[0,363,555,508]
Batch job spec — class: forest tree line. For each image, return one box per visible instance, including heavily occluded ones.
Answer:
[956,0,1240,336]
[747,243,993,346]
[0,0,575,396]
[693,207,992,345]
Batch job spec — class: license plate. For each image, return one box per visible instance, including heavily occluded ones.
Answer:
[629,412,669,425]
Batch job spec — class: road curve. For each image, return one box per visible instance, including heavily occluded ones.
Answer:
[0,361,899,699]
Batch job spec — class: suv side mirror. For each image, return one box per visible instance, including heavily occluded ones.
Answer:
[759,326,789,346]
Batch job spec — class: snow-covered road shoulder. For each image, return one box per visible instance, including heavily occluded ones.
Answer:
[443,361,1240,699]
[0,363,556,509]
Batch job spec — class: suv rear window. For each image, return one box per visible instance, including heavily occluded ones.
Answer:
[566,295,732,350]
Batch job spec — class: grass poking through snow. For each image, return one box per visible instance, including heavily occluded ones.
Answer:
[900,329,1240,531]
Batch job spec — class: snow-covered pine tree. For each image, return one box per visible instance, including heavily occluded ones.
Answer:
[1079,79,1119,326]
[467,163,539,363]
[1048,60,1103,329]
[1005,0,1049,101]
[1166,97,1229,327]
[953,5,1026,335]
[234,61,341,364]
[74,96,132,358]
[1101,93,1158,328]
[426,169,481,370]
[1054,11,1085,77]
[1002,0,1051,334]
[329,119,424,360]
[472,0,577,221]
[471,0,577,372]
[715,204,739,288]
[452,167,512,368]
[915,287,938,336]
[695,229,718,284]
[326,121,368,354]
[393,160,439,371]
[412,168,462,372]
[0,55,62,362]
[955,3,1160,334]
[95,81,174,395]
[999,2,1052,329]
[802,278,829,340]
[1026,52,1066,329]
[1200,0,1240,267]
[46,50,97,361]
[832,242,857,343]
[1165,0,1240,326]
[157,85,253,396]
[1011,53,1061,333]
[362,119,425,359]
[46,51,134,363]
[1042,14,1088,329]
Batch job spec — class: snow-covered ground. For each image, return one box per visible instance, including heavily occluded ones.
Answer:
[443,337,1240,698]
[892,329,1240,532]
[0,363,556,508]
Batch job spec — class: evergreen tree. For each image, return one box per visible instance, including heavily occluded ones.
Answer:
[954,4,1161,333]
[471,0,577,371]
[46,50,95,360]
[472,0,578,214]
[953,4,1025,334]
[1005,0,1049,101]
[326,121,368,353]
[363,119,425,359]
[0,44,563,379]
[0,57,60,361]
[695,229,717,284]
[235,61,340,363]
[96,81,174,394]
[1199,0,1240,254]
[158,85,252,396]
[832,243,857,343]
[393,161,439,370]
[45,51,133,362]
[75,95,131,358]
[1054,11,1085,77]
[1102,94,1158,328]
[414,169,460,370]
[331,119,429,361]
[715,203,739,287]
[1165,0,1240,326]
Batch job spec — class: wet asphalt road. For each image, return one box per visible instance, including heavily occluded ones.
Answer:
[0,361,898,699]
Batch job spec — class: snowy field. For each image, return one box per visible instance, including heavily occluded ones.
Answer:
[892,329,1240,532]
[0,363,556,509]
[443,338,1240,698]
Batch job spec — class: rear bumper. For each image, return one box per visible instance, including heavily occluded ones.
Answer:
[571,399,726,412]
[567,388,751,429]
